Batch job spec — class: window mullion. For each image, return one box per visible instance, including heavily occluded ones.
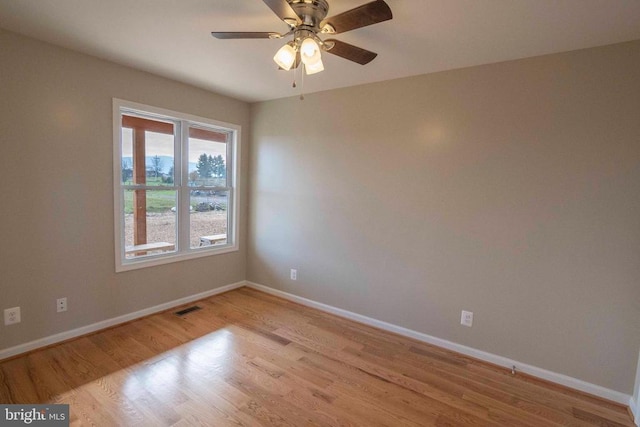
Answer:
[178,121,191,252]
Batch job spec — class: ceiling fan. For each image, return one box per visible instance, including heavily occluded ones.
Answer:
[211,0,393,75]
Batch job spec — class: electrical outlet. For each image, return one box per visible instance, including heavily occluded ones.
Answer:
[461,310,473,327]
[57,297,67,313]
[290,269,297,281]
[4,307,21,325]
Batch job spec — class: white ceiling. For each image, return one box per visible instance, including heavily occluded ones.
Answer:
[1,0,640,103]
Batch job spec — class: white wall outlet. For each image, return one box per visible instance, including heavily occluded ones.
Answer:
[57,297,67,313]
[461,310,473,327]
[4,307,21,325]
[290,269,297,281]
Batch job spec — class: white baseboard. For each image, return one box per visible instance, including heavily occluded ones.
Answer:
[0,281,245,361]
[246,281,632,406]
[630,395,639,426]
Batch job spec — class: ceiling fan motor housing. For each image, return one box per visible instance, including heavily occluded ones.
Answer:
[288,0,330,31]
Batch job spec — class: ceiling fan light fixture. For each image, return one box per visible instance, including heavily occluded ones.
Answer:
[273,43,297,70]
[305,57,324,75]
[300,37,321,66]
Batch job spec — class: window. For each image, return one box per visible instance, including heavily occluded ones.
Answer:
[113,99,240,271]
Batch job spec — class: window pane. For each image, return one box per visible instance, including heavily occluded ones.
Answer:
[124,189,177,258]
[145,131,175,186]
[188,127,228,187]
[121,115,175,187]
[121,128,133,184]
[190,190,229,249]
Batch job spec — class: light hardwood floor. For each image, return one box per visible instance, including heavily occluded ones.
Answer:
[0,287,635,426]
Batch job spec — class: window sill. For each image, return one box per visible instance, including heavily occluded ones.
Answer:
[115,244,239,273]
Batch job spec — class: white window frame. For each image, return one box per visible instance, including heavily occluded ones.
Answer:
[113,98,240,272]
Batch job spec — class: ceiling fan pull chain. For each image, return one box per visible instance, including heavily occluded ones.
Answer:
[292,59,297,88]
[300,64,305,101]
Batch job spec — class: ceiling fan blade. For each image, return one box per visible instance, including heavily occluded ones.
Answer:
[321,0,392,34]
[323,39,377,65]
[211,32,282,39]
[262,0,302,26]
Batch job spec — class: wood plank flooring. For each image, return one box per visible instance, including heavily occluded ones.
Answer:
[0,287,634,426]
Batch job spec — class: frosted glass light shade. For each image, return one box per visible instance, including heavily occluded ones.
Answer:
[300,37,321,65]
[305,58,324,75]
[273,44,296,70]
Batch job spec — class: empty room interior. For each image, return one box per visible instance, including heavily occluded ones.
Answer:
[1,1,640,425]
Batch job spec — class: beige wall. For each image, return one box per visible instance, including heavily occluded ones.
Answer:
[0,30,249,349]
[249,41,640,393]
